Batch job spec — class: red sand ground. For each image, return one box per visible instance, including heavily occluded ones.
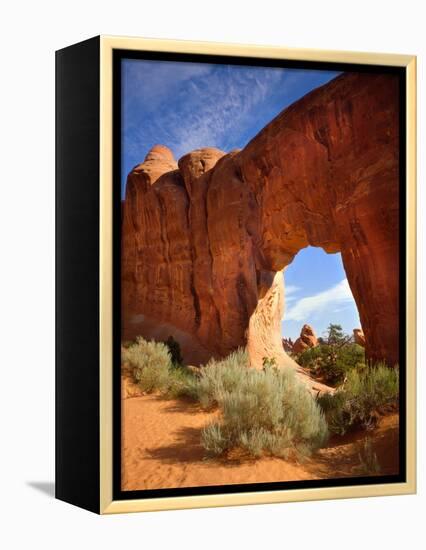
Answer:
[122,394,399,491]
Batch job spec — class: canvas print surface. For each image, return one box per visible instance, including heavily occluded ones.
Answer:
[119,57,401,493]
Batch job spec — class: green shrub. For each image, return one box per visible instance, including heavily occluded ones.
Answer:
[318,363,399,435]
[201,423,227,455]
[201,363,328,458]
[122,336,171,371]
[122,336,172,393]
[298,343,365,385]
[196,348,250,409]
[164,366,200,400]
[297,324,365,385]
[122,336,197,397]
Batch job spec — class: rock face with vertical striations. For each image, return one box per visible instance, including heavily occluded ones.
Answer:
[122,72,400,382]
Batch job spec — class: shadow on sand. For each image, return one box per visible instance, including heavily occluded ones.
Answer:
[146,426,205,464]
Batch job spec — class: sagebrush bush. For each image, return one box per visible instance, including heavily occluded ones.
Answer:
[122,336,171,372]
[122,336,198,397]
[318,363,399,434]
[201,363,328,458]
[122,337,172,393]
[195,348,250,409]
[165,367,200,400]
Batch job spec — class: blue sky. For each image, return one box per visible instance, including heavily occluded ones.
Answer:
[121,58,361,340]
[282,248,361,341]
[121,59,340,193]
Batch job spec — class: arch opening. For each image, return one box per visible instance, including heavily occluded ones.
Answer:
[246,246,363,389]
[281,247,361,347]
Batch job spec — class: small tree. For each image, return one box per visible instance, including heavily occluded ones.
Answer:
[326,324,345,345]
[165,335,183,367]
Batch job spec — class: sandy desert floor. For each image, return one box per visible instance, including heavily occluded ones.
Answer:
[121,393,399,491]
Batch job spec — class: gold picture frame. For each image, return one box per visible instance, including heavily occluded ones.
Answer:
[56,35,416,514]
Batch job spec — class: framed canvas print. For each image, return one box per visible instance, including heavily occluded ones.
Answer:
[55,36,416,514]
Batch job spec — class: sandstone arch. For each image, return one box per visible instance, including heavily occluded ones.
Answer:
[122,72,400,379]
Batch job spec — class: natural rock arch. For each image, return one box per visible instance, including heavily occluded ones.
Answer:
[122,72,400,381]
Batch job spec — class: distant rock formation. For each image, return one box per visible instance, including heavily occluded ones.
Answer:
[122,72,400,380]
[282,337,294,353]
[353,328,366,347]
[293,325,319,354]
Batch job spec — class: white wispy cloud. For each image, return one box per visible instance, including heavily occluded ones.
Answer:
[284,284,300,305]
[123,60,213,110]
[285,284,300,296]
[285,279,354,322]
[122,61,285,163]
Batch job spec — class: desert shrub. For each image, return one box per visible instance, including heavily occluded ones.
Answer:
[164,366,200,400]
[298,343,365,385]
[297,324,365,385]
[122,336,171,372]
[201,423,227,455]
[201,364,328,458]
[122,336,197,396]
[122,337,172,393]
[318,363,399,435]
[195,348,250,409]
[164,335,183,367]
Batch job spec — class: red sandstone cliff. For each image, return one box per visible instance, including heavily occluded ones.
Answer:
[122,72,400,374]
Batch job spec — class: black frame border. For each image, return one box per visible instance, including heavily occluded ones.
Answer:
[112,49,407,502]
[56,36,101,513]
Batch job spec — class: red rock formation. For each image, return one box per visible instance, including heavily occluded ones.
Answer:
[293,325,319,354]
[282,337,294,353]
[353,328,366,347]
[122,72,400,376]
